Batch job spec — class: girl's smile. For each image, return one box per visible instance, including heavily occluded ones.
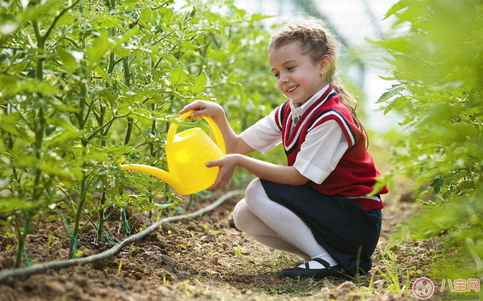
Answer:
[269,41,328,105]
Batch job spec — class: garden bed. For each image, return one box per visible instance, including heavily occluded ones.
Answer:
[0,187,440,301]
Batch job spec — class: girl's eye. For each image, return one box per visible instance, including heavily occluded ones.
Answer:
[274,73,280,78]
[287,66,295,71]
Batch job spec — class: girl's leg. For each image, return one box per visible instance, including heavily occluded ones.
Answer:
[244,178,337,268]
[233,199,310,260]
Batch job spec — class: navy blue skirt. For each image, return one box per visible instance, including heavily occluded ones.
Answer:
[260,179,382,277]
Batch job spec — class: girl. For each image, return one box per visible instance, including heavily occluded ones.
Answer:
[179,17,388,279]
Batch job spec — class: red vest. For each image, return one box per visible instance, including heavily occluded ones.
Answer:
[274,86,388,211]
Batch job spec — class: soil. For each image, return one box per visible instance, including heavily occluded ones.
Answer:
[0,187,438,301]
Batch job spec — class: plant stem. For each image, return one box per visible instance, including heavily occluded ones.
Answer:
[150,104,156,156]
[124,118,133,145]
[13,213,23,268]
[122,57,130,87]
[96,188,107,242]
[33,104,45,201]
[69,57,89,258]
[78,83,87,130]
[148,195,154,219]
[69,173,88,258]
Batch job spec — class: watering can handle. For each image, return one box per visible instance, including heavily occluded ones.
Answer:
[167,110,226,155]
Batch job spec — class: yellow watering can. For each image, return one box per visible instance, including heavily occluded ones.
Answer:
[120,110,226,195]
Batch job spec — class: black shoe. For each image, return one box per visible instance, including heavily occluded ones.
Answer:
[279,257,346,280]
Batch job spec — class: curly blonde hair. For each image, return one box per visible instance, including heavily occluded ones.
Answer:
[268,17,368,144]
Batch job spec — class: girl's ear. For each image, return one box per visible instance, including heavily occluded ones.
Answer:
[318,55,331,76]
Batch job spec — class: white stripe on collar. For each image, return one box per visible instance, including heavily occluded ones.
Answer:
[283,90,337,151]
[289,84,330,118]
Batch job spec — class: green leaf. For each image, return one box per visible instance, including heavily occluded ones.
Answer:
[376,85,405,104]
[191,71,207,94]
[57,47,77,74]
[87,31,110,68]
[113,26,140,49]
[94,66,110,84]
[383,96,408,115]
[168,65,188,88]
[206,34,221,50]
[159,7,174,25]
[38,161,75,179]
[95,88,117,105]
[44,129,85,148]
[46,215,60,222]
[91,16,124,30]
[18,0,58,24]
[140,9,153,24]
[431,177,444,194]
[384,1,408,20]
[0,116,34,141]
[10,59,29,74]
[158,102,171,112]
[0,198,39,214]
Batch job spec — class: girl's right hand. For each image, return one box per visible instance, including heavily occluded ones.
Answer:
[178,100,224,120]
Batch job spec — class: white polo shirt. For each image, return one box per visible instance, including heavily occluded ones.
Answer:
[239,85,349,185]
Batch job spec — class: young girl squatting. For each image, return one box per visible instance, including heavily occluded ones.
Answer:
[179,18,388,279]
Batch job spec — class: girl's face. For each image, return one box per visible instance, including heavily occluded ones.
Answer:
[269,41,328,105]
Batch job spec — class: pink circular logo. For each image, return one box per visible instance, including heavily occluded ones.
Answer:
[412,277,434,299]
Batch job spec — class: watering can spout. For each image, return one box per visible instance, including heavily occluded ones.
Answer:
[120,164,180,188]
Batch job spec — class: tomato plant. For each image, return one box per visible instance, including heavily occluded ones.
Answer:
[375,0,483,277]
[0,0,279,267]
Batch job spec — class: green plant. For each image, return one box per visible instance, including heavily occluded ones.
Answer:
[377,251,410,296]
[360,270,377,301]
[0,0,279,268]
[234,245,244,258]
[117,259,123,276]
[267,277,318,296]
[374,0,483,278]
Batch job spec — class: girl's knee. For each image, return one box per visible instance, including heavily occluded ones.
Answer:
[245,178,263,208]
[232,199,250,231]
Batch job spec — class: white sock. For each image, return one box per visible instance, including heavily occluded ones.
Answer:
[297,253,338,269]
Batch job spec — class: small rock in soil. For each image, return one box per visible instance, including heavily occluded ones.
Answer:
[337,280,357,292]
[134,271,143,279]
[45,280,66,295]
[162,223,174,232]
[55,248,68,259]
[134,266,144,273]
[155,286,172,295]
[23,282,36,292]
[187,222,197,231]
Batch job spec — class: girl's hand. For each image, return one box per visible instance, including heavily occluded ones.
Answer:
[205,154,240,190]
[179,100,224,120]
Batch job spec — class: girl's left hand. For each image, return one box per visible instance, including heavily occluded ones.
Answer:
[205,154,240,190]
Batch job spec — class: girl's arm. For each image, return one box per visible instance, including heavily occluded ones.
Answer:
[179,101,254,155]
[206,154,309,191]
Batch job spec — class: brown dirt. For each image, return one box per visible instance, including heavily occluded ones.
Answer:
[0,186,439,301]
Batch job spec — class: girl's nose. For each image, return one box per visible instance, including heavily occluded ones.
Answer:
[280,73,289,83]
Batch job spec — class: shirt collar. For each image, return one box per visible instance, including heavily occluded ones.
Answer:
[289,84,330,118]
